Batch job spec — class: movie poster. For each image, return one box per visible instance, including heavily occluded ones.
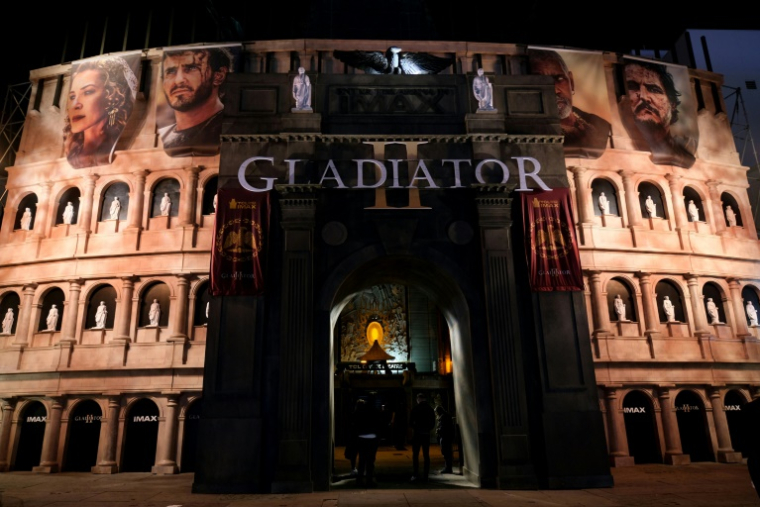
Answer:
[620,57,698,168]
[527,47,612,159]
[64,51,142,169]
[156,43,242,158]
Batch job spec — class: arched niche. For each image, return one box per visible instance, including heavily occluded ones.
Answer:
[0,291,21,335]
[64,399,102,471]
[202,176,218,215]
[606,278,637,322]
[622,390,661,464]
[702,282,726,325]
[655,280,685,323]
[674,390,713,462]
[37,288,65,332]
[682,186,705,222]
[99,182,130,221]
[122,398,159,472]
[181,399,203,472]
[724,390,748,457]
[14,194,38,230]
[591,178,619,216]
[151,178,180,218]
[139,282,170,327]
[193,281,211,326]
[55,187,81,225]
[85,285,117,329]
[721,192,743,227]
[13,401,47,471]
[637,182,667,219]
[741,286,760,327]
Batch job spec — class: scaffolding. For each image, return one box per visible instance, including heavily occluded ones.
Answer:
[724,85,760,230]
[0,82,31,207]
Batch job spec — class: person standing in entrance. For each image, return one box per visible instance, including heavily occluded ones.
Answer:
[409,392,435,482]
[435,405,455,474]
[352,397,380,488]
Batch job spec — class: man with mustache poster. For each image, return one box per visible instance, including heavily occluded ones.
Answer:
[620,58,698,168]
[157,44,240,157]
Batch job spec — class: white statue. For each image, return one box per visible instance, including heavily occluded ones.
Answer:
[645,195,657,218]
[746,300,759,327]
[613,294,627,321]
[109,197,121,220]
[206,301,209,321]
[1,308,14,335]
[687,200,699,222]
[725,206,737,227]
[160,193,172,216]
[213,193,218,214]
[598,192,610,215]
[62,202,75,225]
[45,304,60,331]
[93,301,107,329]
[148,299,161,327]
[20,208,33,231]
[472,68,495,112]
[292,67,312,111]
[705,298,721,325]
[662,296,676,322]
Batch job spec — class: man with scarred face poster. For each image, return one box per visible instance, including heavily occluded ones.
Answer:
[157,44,240,157]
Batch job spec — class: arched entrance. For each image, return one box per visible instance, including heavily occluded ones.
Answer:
[675,390,713,462]
[13,401,47,471]
[181,400,202,472]
[622,390,660,463]
[122,398,159,472]
[724,390,748,457]
[64,400,102,471]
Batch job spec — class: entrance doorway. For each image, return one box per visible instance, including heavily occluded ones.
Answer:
[724,390,748,457]
[64,399,102,471]
[622,390,661,464]
[181,399,202,472]
[122,398,159,472]
[13,401,46,471]
[675,390,713,462]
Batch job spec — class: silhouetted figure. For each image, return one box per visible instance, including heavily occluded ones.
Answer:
[352,397,380,488]
[435,405,454,474]
[409,392,435,482]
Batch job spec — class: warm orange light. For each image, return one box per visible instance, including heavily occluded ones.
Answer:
[366,321,383,345]
[445,358,452,374]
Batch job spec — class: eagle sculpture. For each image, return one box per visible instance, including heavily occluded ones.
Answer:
[333,46,452,75]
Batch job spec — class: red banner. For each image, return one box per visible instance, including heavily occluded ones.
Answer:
[522,188,583,291]
[210,188,269,296]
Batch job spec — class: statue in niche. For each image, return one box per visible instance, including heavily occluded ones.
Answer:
[613,294,627,321]
[745,300,758,327]
[725,206,737,227]
[687,200,700,222]
[62,202,75,225]
[46,304,60,331]
[148,299,161,327]
[705,298,721,325]
[2,308,14,335]
[20,208,33,230]
[662,296,676,322]
[472,68,495,112]
[93,301,108,329]
[109,197,121,220]
[291,67,312,112]
[645,196,657,218]
[598,192,610,215]
[160,193,172,216]
[213,193,218,214]
[205,301,209,323]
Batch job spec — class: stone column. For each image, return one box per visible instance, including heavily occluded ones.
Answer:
[92,396,120,473]
[78,174,99,233]
[33,397,64,473]
[586,270,612,339]
[169,274,191,342]
[657,387,689,464]
[179,167,200,226]
[31,182,53,239]
[685,273,710,336]
[570,166,594,224]
[60,279,83,343]
[126,170,149,230]
[619,170,642,227]
[12,283,38,346]
[635,272,661,340]
[113,277,135,342]
[152,395,179,474]
[665,174,687,230]
[706,181,726,235]
[727,278,752,338]
[604,387,634,466]
[708,387,743,463]
[0,399,16,471]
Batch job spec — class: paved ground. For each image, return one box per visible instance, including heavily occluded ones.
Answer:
[0,448,758,506]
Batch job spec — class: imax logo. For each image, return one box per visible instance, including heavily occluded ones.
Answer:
[133,415,158,422]
[26,416,46,423]
[724,405,742,411]
[623,407,646,414]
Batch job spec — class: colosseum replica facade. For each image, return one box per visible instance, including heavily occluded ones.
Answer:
[0,39,758,493]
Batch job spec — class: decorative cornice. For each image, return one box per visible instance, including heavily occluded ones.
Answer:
[222,133,563,144]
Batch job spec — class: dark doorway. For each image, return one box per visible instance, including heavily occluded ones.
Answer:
[64,400,102,471]
[13,401,47,471]
[724,390,748,457]
[622,390,661,464]
[675,390,713,462]
[122,398,159,472]
[181,400,202,472]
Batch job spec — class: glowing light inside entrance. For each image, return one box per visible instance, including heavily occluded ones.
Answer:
[366,321,383,345]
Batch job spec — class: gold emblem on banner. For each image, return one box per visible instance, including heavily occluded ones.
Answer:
[531,216,569,260]
[216,218,262,261]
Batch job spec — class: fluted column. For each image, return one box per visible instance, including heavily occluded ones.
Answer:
[179,167,200,226]
[706,181,726,235]
[12,283,37,346]
[31,182,53,239]
[657,387,689,464]
[78,174,99,233]
[635,272,661,339]
[92,396,120,473]
[61,279,83,343]
[605,388,634,466]
[113,277,135,342]
[152,395,180,474]
[727,278,752,338]
[169,274,191,342]
[33,397,64,473]
[708,387,742,462]
[570,166,594,224]
[586,270,611,338]
[619,170,642,227]
[665,174,687,230]
[685,274,710,335]
[126,170,149,230]
[0,399,16,471]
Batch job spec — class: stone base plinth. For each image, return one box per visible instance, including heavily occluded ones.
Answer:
[665,453,691,465]
[32,463,59,473]
[465,113,505,133]
[717,450,744,463]
[282,113,322,133]
[610,455,636,467]
[152,463,178,475]
[92,463,119,474]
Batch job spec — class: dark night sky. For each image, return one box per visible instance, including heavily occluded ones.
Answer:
[3,0,758,92]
